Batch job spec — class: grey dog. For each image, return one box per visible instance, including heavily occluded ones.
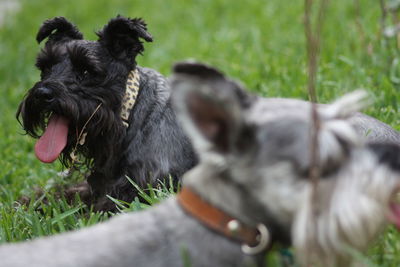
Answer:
[1,62,400,266]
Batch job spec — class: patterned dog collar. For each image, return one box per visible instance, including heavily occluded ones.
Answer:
[121,68,140,128]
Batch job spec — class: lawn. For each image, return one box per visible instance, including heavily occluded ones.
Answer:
[0,0,399,265]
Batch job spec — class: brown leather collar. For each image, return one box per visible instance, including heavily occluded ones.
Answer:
[177,187,270,255]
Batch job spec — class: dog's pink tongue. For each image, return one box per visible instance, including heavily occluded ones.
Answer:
[35,114,69,163]
[389,203,400,229]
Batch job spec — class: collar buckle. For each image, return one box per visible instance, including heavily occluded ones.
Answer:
[241,223,270,255]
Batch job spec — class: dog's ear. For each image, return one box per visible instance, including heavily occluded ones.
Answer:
[173,61,254,108]
[173,61,226,80]
[97,15,153,60]
[36,17,83,44]
[172,61,252,155]
[368,143,400,172]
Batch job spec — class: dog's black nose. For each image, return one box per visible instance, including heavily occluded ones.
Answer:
[35,87,54,102]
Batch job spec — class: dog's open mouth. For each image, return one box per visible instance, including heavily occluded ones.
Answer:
[388,188,400,229]
[34,114,70,163]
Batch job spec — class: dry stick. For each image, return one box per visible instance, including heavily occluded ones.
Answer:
[354,0,366,50]
[379,0,388,36]
[379,0,390,66]
[379,0,400,77]
[389,4,400,51]
[304,0,328,263]
[304,0,327,201]
[70,103,103,167]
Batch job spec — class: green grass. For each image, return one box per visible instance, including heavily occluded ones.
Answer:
[0,0,400,265]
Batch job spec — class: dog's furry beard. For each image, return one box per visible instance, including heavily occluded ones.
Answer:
[293,148,399,266]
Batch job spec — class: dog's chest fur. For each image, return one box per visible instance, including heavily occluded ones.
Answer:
[122,67,196,182]
[88,66,197,208]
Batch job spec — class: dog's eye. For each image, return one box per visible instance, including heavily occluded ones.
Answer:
[39,68,51,79]
[78,70,89,81]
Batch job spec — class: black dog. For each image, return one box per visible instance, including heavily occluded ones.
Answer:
[17,16,197,210]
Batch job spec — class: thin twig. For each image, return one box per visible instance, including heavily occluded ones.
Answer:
[379,0,388,37]
[304,0,319,195]
[304,0,328,199]
[76,103,103,147]
[304,0,317,104]
[304,0,328,263]
[354,0,366,49]
[70,103,103,166]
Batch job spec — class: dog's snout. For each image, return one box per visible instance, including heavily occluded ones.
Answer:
[35,87,54,102]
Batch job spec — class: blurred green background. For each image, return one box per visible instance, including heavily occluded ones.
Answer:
[0,0,400,265]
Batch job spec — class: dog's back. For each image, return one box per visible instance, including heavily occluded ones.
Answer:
[250,97,400,143]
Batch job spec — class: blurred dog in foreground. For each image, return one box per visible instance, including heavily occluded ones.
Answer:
[2,62,400,266]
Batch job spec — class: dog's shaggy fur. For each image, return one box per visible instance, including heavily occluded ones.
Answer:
[16,16,197,209]
[3,62,400,267]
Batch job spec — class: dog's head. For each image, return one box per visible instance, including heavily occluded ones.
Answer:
[172,62,400,265]
[16,16,152,169]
